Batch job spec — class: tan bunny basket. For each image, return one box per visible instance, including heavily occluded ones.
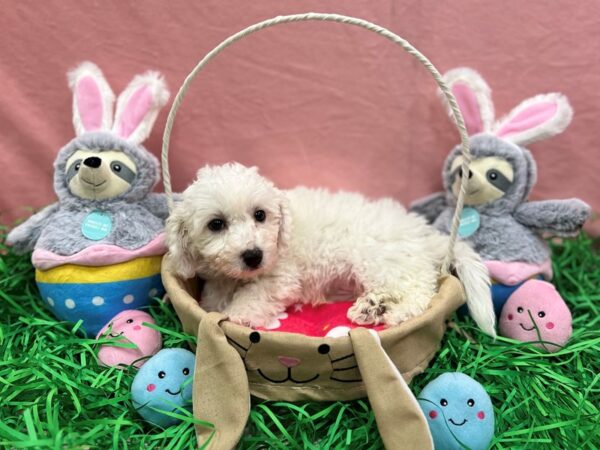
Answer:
[160,13,474,450]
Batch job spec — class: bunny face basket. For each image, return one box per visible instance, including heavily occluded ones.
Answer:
[161,13,474,450]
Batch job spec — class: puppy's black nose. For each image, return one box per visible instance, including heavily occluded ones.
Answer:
[83,157,102,168]
[242,248,263,269]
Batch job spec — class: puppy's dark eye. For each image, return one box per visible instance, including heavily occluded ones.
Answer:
[182,368,190,376]
[158,371,166,379]
[208,219,226,232]
[440,398,448,407]
[126,319,134,324]
[112,163,122,173]
[538,311,546,318]
[467,398,475,407]
[517,307,524,313]
[254,210,266,222]
[75,163,81,171]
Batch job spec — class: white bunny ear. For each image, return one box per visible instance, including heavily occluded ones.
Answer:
[112,71,170,144]
[493,93,573,146]
[68,62,115,136]
[440,67,495,135]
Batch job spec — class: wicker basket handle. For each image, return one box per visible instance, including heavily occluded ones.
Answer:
[161,12,471,275]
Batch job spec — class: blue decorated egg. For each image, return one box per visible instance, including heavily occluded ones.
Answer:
[131,348,195,427]
[418,372,494,450]
[36,255,164,335]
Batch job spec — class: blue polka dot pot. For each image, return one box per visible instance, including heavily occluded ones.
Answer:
[132,348,195,427]
[36,256,164,335]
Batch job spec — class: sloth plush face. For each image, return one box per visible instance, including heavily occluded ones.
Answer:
[65,149,137,200]
[450,155,514,206]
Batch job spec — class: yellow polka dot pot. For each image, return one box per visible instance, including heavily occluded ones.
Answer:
[35,256,164,335]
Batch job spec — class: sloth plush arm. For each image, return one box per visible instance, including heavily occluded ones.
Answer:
[6,203,59,254]
[140,193,184,220]
[409,192,448,224]
[140,193,171,220]
[514,199,591,237]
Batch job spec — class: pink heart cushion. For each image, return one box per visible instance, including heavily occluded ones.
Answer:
[499,280,572,351]
[256,302,385,337]
[96,310,162,368]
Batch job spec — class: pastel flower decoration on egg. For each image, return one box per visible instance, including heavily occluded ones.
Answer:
[96,310,162,368]
[131,348,195,427]
[499,279,572,351]
[418,372,494,450]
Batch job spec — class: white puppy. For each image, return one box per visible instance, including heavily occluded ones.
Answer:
[165,163,496,336]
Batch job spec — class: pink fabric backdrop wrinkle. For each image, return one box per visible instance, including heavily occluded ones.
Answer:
[0,0,598,236]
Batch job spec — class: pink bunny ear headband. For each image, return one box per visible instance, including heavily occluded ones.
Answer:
[68,61,170,145]
[440,67,573,146]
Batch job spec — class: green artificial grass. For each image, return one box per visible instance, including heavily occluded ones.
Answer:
[0,226,598,449]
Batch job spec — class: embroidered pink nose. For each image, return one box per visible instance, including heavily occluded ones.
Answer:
[133,325,142,330]
[278,356,301,368]
[147,384,156,392]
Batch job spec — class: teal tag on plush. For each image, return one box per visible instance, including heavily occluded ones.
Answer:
[458,207,480,238]
[81,211,112,240]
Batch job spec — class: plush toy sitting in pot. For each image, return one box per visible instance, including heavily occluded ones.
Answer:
[7,62,171,335]
[411,68,590,350]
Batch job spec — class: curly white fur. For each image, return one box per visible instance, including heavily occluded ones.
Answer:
[165,163,496,336]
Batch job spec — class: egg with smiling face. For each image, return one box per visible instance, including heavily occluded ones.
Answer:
[96,310,162,368]
[131,348,195,427]
[418,372,494,450]
[499,279,572,351]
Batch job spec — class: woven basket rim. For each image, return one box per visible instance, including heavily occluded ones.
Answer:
[161,259,465,343]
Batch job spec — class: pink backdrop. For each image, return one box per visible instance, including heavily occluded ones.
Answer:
[2,1,598,233]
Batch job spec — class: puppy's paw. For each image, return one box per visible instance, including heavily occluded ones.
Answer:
[347,293,389,326]
[223,302,269,328]
[225,313,254,328]
[226,311,271,329]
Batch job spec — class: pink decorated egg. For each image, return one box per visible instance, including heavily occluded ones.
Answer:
[96,310,162,368]
[499,280,572,351]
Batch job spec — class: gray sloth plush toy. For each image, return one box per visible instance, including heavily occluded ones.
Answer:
[6,62,172,335]
[412,68,590,263]
[411,68,590,345]
[7,62,170,258]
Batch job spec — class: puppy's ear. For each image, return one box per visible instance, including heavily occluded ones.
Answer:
[165,207,198,279]
[276,190,292,251]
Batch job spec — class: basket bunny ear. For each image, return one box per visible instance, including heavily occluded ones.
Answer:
[112,71,170,144]
[493,93,573,146]
[441,68,495,135]
[68,62,115,136]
